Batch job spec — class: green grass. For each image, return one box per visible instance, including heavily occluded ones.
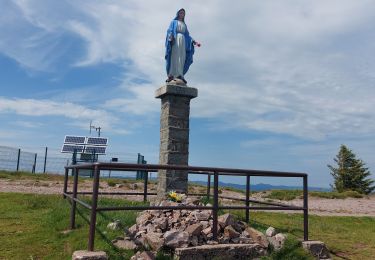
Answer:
[0,192,145,259]
[231,210,375,260]
[265,189,365,201]
[1,192,375,259]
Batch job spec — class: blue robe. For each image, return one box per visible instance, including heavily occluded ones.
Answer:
[165,13,195,76]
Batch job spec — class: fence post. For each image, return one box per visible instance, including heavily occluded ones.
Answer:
[88,165,100,251]
[69,168,79,229]
[207,173,211,200]
[245,175,250,223]
[32,153,37,173]
[303,175,309,241]
[212,171,219,241]
[63,168,69,199]
[143,171,148,202]
[43,147,48,173]
[16,149,21,171]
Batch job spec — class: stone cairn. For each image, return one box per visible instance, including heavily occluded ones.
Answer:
[111,196,287,260]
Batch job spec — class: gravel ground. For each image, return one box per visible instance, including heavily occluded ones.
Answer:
[1,179,374,217]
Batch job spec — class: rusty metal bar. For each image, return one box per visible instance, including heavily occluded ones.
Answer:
[88,165,100,251]
[220,205,303,210]
[65,191,158,196]
[212,171,219,241]
[65,162,307,178]
[97,205,213,212]
[69,168,79,229]
[63,168,69,199]
[303,175,309,241]
[245,175,250,223]
[64,193,92,209]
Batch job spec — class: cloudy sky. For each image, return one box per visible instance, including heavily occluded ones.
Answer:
[1,0,375,187]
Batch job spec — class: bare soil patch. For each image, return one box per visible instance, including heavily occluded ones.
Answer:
[1,179,375,216]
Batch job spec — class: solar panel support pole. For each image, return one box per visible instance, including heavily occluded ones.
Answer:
[43,147,48,173]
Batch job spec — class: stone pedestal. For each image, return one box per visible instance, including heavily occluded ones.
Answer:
[155,84,198,197]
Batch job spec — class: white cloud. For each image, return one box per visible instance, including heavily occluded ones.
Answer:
[0,97,117,129]
[2,0,375,141]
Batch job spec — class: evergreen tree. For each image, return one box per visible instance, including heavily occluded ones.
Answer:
[328,145,374,194]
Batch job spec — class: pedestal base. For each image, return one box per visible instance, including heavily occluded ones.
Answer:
[155,84,198,197]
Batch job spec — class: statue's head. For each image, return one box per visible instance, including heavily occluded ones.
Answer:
[175,8,185,22]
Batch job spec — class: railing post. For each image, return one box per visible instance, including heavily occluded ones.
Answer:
[212,171,219,241]
[245,175,250,223]
[143,171,148,202]
[43,147,48,173]
[207,173,211,200]
[303,175,309,241]
[69,168,79,229]
[88,165,100,251]
[16,149,21,171]
[63,168,69,199]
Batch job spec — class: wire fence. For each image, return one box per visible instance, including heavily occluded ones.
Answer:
[0,145,144,177]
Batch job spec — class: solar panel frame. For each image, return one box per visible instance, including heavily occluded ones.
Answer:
[84,146,107,155]
[64,135,86,144]
[86,137,108,146]
[61,144,85,153]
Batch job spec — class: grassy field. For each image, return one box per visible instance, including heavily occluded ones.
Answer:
[265,189,365,201]
[1,192,374,259]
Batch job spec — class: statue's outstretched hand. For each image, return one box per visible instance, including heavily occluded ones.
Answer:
[193,41,201,47]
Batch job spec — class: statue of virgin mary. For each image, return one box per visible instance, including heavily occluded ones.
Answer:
[165,8,199,84]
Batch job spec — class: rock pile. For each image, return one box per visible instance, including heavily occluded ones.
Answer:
[111,198,285,259]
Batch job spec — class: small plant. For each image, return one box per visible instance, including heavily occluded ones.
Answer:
[167,190,182,202]
[107,180,117,187]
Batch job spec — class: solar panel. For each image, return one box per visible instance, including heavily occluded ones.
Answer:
[84,146,107,155]
[64,135,86,144]
[61,144,85,153]
[86,137,108,145]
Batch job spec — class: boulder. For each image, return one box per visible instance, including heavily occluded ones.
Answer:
[126,224,138,237]
[246,227,269,248]
[164,230,189,248]
[185,223,203,236]
[113,239,138,250]
[218,213,235,228]
[107,220,121,230]
[136,212,153,226]
[72,250,108,260]
[145,232,165,251]
[224,225,240,239]
[267,233,286,251]
[194,210,211,221]
[130,251,155,260]
[265,227,276,237]
[302,240,331,259]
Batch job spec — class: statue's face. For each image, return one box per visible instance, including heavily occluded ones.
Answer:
[178,10,185,20]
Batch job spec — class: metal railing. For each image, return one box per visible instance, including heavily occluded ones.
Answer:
[63,163,308,251]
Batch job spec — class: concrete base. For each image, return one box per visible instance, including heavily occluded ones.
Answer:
[174,243,267,260]
[155,84,198,196]
[72,250,108,260]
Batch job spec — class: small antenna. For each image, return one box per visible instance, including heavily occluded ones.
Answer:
[89,120,102,137]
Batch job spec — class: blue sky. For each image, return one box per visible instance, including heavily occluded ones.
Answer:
[1,0,375,188]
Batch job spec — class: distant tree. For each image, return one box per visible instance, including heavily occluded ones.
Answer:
[328,145,374,194]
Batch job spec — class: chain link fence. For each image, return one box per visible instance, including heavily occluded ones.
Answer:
[0,145,145,178]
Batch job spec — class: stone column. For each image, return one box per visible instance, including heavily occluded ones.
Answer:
[155,84,198,197]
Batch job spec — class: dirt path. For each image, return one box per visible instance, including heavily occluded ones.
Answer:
[1,179,375,217]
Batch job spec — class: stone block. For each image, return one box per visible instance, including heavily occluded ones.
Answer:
[246,227,269,248]
[72,250,108,260]
[302,240,331,259]
[155,84,198,99]
[173,244,267,260]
